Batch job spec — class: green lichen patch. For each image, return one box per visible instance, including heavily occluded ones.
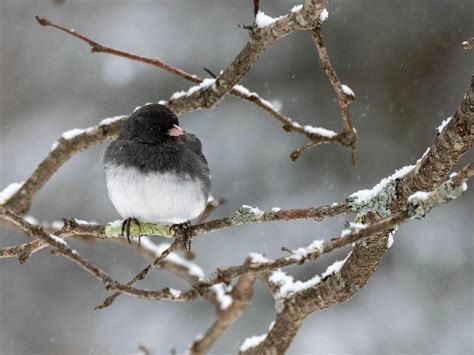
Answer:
[347,179,398,218]
[408,180,466,219]
[104,222,174,238]
[231,205,264,224]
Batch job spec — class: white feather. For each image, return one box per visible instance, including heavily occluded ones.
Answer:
[105,164,206,224]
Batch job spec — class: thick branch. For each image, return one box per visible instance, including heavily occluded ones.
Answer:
[108,163,472,302]
[167,0,329,114]
[248,76,473,353]
[395,76,474,208]
[34,13,338,149]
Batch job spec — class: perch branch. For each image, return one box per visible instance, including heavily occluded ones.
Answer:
[90,202,349,307]
[60,203,351,240]
[57,163,470,303]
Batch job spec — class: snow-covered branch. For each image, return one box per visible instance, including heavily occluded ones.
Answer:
[3,5,354,216]
[0,3,472,353]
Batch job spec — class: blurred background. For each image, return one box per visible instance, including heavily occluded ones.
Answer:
[1,1,472,354]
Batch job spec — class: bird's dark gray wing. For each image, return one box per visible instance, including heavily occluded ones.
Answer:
[185,133,208,165]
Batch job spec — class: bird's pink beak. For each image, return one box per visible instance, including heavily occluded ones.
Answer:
[168,124,185,137]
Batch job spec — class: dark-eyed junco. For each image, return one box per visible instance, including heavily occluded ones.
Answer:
[103,104,211,242]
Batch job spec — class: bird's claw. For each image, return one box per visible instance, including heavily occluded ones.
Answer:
[171,221,193,251]
[121,217,142,246]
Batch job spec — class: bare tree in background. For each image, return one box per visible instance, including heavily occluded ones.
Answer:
[1,1,472,353]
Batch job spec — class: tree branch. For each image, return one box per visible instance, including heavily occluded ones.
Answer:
[166,0,329,115]
[189,273,257,355]
[3,4,353,215]
[245,76,473,353]
[2,116,125,214]
[34,15,198,82]
[80,203,350,307]
[310,26,358,165]
[61,203,351,241]
[0,207,120,287]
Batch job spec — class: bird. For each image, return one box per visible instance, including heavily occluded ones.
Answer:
[103,104,211,245]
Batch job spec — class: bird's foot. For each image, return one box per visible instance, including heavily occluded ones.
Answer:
[171,221,193,251]
[121,217,142,246]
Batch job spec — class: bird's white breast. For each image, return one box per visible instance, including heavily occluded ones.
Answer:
[104,164,207,224]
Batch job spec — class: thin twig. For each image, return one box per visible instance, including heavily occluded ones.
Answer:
[0,207,119,287]
[310,26,358,165]
[0,238,47,263]
[95,234,188,310]
[35,16,199,82]
[253,0,260,17]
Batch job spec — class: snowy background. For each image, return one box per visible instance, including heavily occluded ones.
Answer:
[1,1,472,354]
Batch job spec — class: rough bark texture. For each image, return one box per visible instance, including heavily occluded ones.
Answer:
[245,77,473,354]
[396,76,473,206]
[1,4,472,353]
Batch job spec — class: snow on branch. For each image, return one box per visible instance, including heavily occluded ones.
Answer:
[309,25,358,165]
[347,165,415,216]
[0,6,471,355]
[1,115,126,214]
[2,4,355,218]
[247,75,473,352]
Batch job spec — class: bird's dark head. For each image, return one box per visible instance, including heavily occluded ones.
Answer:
[119,104,185,143]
